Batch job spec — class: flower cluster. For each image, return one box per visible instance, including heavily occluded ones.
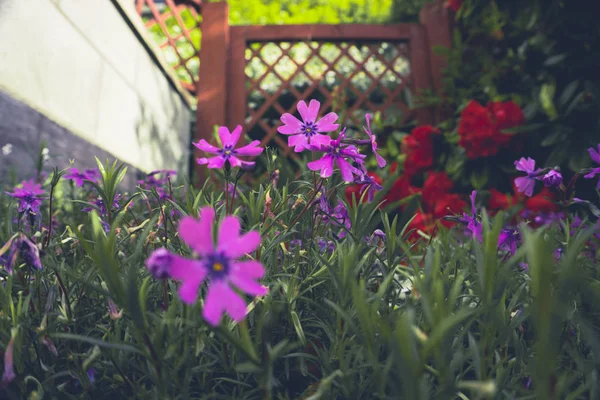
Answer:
[457,100,524,159]
[6,179,45,214]
[63,168,100,187]
[401,125,440,177]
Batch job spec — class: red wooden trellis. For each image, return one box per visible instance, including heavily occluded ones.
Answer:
[195,1,453,174]
[135,0,203,94]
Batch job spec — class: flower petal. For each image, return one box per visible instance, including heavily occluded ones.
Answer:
[307,155,334,177]
[336,158,357,182]
[514,176,535,197]
[375,152,387,168]
[514,157,536,174]
[169,255,206,281]
[309,134,332,148]
[223,231,261,258]
[288,134,309,152]
[228,125,243,147]
[207,156,226,169]
[297,99,320,123]
[202,280,247,326]
[315,112,339,132]
[277,114,303,135]
[588,145,600,165]
[235,141,263,156]
[229,261,268,296]
[218,126,232,147]
[178,270,206,304]
[178,208,215,255]
[363,113,373,137]
[218,215,241,245]
[193,139,221,154]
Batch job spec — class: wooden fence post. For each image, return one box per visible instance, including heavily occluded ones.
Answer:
[419,0,454,124]
[195,2,229,183]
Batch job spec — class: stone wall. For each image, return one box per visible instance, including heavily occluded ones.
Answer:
[0,0,194,184]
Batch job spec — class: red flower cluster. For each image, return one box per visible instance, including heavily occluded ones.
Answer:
[402,125,440,177]
[457,100,524,159]
[445,0,463,12]
[405,172,467,241]
[488,179,559,217]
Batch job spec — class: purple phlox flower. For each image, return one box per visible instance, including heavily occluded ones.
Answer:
[82,194,121,216]
[461,191,483,242]
[542,169,562,189]
[332,200,352,238]
[553,247,563,262]
[353,173,383,203]
[194,125,263,169]
[307,129,366,182]
[277,99,339,152]
[63,168,98,187]
[289,239,303,252]
[498,228,520,256]
[146,207,268,326]
[146,248,172,279]
[584,144,600,189]
[6,179,45,213]
[363,113,386,168]
[1,234,43,274]
[519,262,528,272]
[317,238,336,253]
[514,157,542,197]
[1,335,15,385]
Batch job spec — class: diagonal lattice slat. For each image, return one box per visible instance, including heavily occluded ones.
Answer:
[244,40,415,157]
[135,0,202,94]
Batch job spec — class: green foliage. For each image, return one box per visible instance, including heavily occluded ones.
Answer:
[1,153,600,399]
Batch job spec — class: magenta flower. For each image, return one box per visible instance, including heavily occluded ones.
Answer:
[194,125,263,169]
[307,129,366,182]
[541,169,562,188]
[363,114,386,168]
[63,168,99,187]
[461,190,482,242]
[6,179,45,213]
[277,100,339,152]
[514,157,541,197]
[146,207,268,326]
[584,144,600,189]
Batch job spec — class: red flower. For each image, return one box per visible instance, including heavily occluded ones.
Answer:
[488,180,559,215]
[445,0,463,12]
[402,125,440,176]
[421,171,454,208]
[385,175,419,208]
[406,211,436,241]
[457,100,524,159]
[432,193,467,220]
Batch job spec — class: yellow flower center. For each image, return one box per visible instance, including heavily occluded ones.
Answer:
[212,262,224,272]
[224,150,232,155]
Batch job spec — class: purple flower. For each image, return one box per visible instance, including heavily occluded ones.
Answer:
[1,336,15,385]
[584,144,600,189]
[307,129,366,182]
[553,247,563,261]
[1,234,43,274]
[332,201,352,238]
[145,248,173,279]
[363,114,386,168]
[6,179,45,213]
[146,207,268,326]
[541,169,562,188]
[82,195,121,216]
[289,239,303,252]
[462,190,482,242]
[317,238,335,253]
[498,228,520,256]
[194,125,263,169]
[63,168,99,187]
[277,99,339,152]
[514,157,541,197]
[226,183,239,201]
[353,174,383,203]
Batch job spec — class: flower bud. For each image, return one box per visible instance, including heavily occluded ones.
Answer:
[146,248,173,279]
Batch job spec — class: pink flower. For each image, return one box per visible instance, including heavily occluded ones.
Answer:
[63,168,99,187]
[146,207,268,326]
[514,157,541,197]
[277,100,339,152]
[363,114,386,168]
[193,125,263,169]
[307,129,366,182]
